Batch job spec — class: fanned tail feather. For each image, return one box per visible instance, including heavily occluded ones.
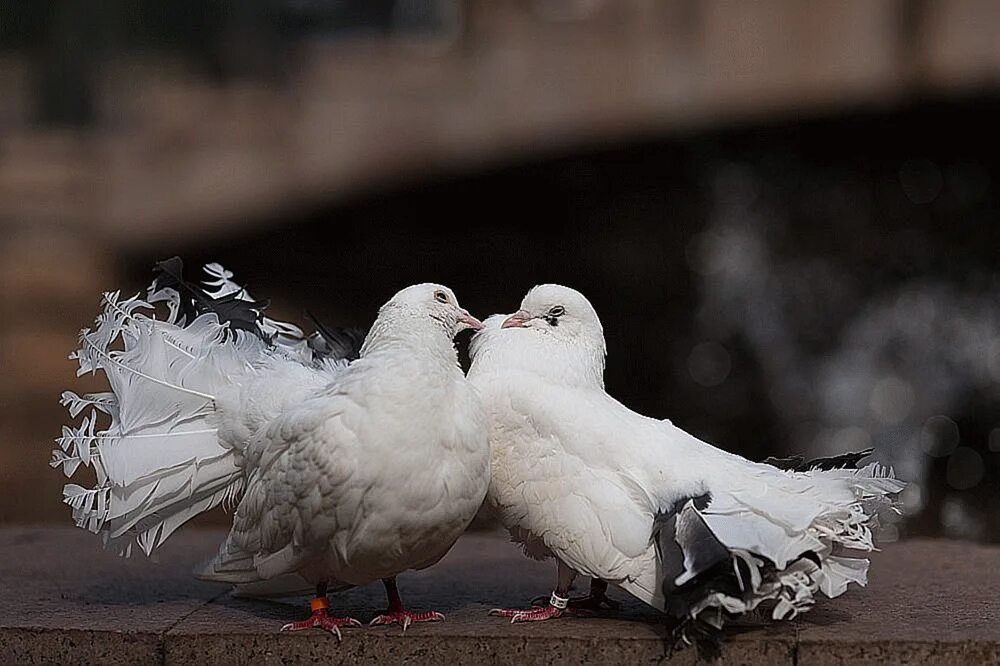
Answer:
[52,261,306,557]
[625,451,904,645]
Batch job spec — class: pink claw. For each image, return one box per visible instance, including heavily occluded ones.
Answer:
[489,605,565,623]
[280,609,363,640]
[369,609,445,632]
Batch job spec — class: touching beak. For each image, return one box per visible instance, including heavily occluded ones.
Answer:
[458,310,484,331]
[501,310,532,329]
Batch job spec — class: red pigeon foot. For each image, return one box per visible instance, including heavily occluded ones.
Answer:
[369,609,445,632]
[489,605,566,623]
[280,609,362,640]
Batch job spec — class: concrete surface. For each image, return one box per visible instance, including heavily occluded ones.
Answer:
[0,528,997,664]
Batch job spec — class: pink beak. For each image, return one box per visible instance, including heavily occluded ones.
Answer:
[501,310,532,328]
[459,311,484,331]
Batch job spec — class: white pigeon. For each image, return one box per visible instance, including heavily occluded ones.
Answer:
[54,258,489,637]
[468,284,904,641]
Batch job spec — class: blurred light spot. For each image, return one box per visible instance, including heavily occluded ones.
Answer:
[899,159,943,205]
[686,227,763,279]
[919,415,960,457]
[868,376,914,425]
[830,426,871,453]
[688,341,732,388]
[946,447,984,490]
[823,370,868,422]
[898,482,924,514]
[940,496,982,540]
[989,428,1000,453]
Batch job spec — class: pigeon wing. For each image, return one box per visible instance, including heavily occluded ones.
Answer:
[200,389,366,583]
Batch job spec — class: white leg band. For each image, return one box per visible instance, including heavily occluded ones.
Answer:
[549,592,569,610]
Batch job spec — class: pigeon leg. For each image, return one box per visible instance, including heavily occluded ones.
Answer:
[369,577,445,631]
[570,578,621,612]
[490,559,580,622]
[280,582,363,640]
[530,578,621,613]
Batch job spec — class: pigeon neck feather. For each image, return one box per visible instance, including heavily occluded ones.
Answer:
[473,327,605,389]
[360,308,459,368]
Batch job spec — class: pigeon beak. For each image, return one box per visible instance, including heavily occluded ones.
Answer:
[458,310,484,331]
[501,310,532,329]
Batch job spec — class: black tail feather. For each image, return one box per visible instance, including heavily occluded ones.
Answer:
[152,257,267,340]
[304,310,365,362]
[665,614,725,661]
[763,448,874,472]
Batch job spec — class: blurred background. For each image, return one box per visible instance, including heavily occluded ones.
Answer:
[1,0,999,542]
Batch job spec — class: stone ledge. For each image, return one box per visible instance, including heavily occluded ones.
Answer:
[0,528,996,664]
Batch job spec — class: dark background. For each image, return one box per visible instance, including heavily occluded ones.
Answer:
[2,0,999,543]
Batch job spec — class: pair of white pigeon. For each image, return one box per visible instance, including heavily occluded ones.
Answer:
[54,259,903,642]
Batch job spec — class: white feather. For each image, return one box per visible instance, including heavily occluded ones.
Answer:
[55,270,300,556]
[57,266,490,615]
[469,284,905,628]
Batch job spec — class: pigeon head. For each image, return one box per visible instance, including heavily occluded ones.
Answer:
[362,283,483,355]
[471,284,606,387]
[504,284,604,340]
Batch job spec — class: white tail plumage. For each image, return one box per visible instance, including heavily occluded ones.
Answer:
[695,462,903,622]
[623,458,904,631]
[54,275,270,557]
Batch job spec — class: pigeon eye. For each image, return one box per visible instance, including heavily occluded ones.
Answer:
[434,291,449,303]
[544,305,564,326]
